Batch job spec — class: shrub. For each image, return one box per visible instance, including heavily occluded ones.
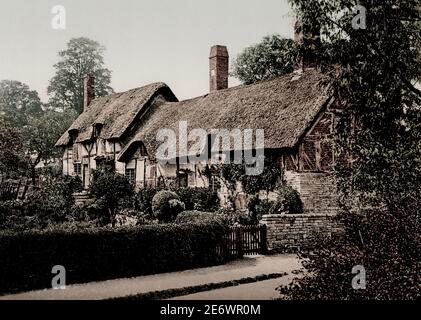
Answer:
[90,169,134,227]
[248,196,277,221]
[280,207,421,300]
[176,187,220,212]
[0,200,46,232]
[152,190,184,222]
[216,208,256,226]
[133,187,159,217]
[12,175,82,224]
[175,210,227,226]
[0,221,230,295]
[277,185,304,214]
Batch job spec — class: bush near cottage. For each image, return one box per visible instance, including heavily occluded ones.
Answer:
[175,210,227,226]
[176,187,220,212]
[282,0,420,300]
[247,186,303,222]
[25,175,83,221]
[132,187,159,217]
[0,221,230,295]
[89,169,134,227]
[277,185,304,214]
[0,176,82,232]
[151,190,185,223]
[216,208,257,226]
[279,207,421,300]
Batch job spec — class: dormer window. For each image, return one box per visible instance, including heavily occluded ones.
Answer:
[68,129,79,144]
[93,123,103,138]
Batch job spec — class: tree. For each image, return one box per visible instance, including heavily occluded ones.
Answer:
[0,80,74,183]
[22,110,76,184]
[0,80,43,127]
[280,0,421,300]
[48,37,113,114]
[89,169,134,227]
[232,35,299,84]
[0,120,26,178]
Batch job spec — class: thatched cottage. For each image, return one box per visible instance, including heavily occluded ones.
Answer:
[56,32,340,213]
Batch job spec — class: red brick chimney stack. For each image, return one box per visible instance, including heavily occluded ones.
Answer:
[83,74,95,112]
[294,19,321,70]
[209,45,229,92]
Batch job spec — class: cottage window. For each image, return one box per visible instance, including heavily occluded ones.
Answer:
[74,163,82,176]
[73,145,80,161]
[178,171,188,188]
[125,169,136,184]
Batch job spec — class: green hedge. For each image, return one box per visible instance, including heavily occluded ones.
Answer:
[175,210,225,224]
[0,222,230,295]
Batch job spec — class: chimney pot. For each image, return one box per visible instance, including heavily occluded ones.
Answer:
[209,45,229,92]
[294,19,321,70]
[83,74,95,112]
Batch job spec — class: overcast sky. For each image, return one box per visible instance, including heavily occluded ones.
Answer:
[0,0,294,102]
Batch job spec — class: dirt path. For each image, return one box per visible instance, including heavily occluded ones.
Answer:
[0,254,301,300]
[169,275,296,300]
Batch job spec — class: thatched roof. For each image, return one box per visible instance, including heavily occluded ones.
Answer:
[55,82,177,146]
[119,69,330,161]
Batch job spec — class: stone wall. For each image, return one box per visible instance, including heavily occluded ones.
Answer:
[284,171,340,214]
[260,213,343,253]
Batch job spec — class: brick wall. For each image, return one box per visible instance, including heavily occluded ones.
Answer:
[284,171,340,214]
[260,213,343,253]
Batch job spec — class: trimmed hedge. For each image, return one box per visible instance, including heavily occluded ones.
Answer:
[175,211,225,225]
[0,222,229,295]
[151,190,183,222]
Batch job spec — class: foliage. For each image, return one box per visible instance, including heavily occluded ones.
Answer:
[176,187,220,212]
[0,80,43,128]
[132,187,159,217]
[47,37,114,114]
[216,208,257,226]
[283,0,421,300]
[247,197,279,221]
[0,80,76,183]
[0,120,26,178]
[175,210,227,226]
[0,221,230,295]
[89,169,134,227]
[22,110,76,183]
[0,176,82,232]
[151,190,184,222]
[280,208,421,300]
[212,157,282,195]
[289,0,421,210]
[24,175,82,222]
[277,185,304,214]
[232,35,299,84]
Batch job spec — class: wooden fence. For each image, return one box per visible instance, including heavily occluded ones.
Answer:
[0,179,39,201]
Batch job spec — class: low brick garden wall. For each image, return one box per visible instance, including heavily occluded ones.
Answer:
[260,213,344,253]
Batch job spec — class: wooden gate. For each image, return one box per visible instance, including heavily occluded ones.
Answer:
[226,225,267,258]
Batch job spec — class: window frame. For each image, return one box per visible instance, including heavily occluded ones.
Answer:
[125,168,136,185]
[73,162,82,176]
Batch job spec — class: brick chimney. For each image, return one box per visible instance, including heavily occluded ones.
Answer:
[294,19,321,69]
[83,74,95,112]
[209,45,229,92]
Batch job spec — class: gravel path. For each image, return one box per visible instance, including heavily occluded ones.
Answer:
[0,254,301,300]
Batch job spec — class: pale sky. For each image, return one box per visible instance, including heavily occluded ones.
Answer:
[0,0,294,102]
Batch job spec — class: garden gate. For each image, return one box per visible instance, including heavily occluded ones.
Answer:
[226,225,267,258]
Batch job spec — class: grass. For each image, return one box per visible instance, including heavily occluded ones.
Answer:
[111,272,288,300]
